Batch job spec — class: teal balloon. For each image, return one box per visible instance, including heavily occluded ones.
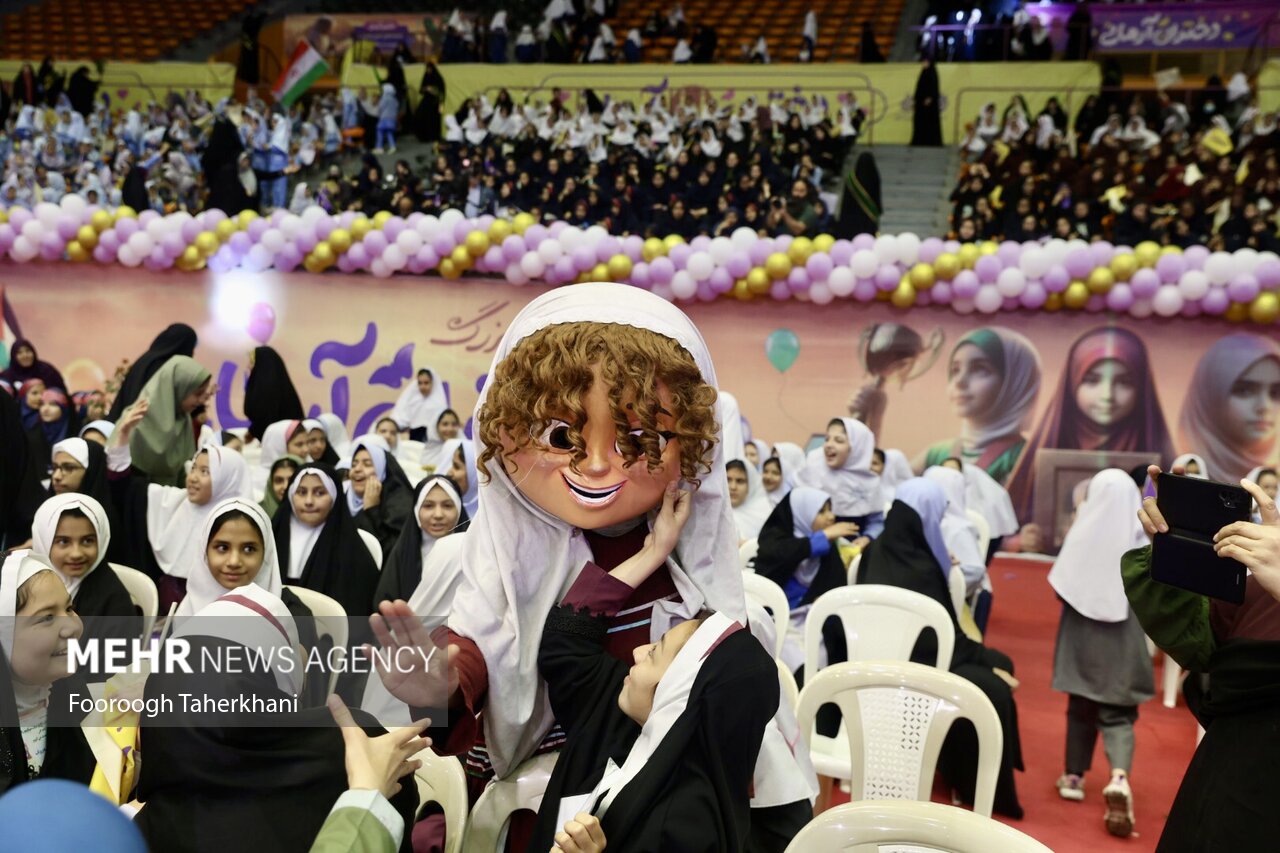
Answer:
[765,329,800,373]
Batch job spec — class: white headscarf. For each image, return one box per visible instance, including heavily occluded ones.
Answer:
[787,486,832,591]
[285,465,337,580]
[256,419,303,496]
[718,390,746,464]
[146,446,252,578]
[31,494,111,599]
[768,442,806,506]
[746,439,771,471]
[1049,469,1147,622]
[50,438,90,470]
[175,499,282,620]
[879,448,914,502]
[390,367,450,432]
[953,327,1042,457]
[448,283,746,778]
[412,477,463,570]
[438,438,479,517]
[1172,453,1210,480]
[78,420,115,441]
[345,436,389,515]
[962,461,1019,538]
[0,550,61,770]
[731,459,773,543]
[269,114,290,153]
[172,582,301,696]
[317,413,352,457]
[924,466,985,591]
[797,417,883,517]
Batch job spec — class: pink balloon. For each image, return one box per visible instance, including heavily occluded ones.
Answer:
[1105,283,1134,312]
[769,281,791,301]
[974,254,1002,284]
[708,267,733,293]
[630,262,651,288]
[725,252,751,279]
[805,252,834,281]
[1129,268,1160,299]
[874,265,900,291]
[649,257,675,284]
[853,279,877,302]
[829,240,854,266]
[851,233,876,251]
[1155,253,1186,283]
[1042,265,1070,293]
[1180,300,1203,319]
[502,235,526,262]
[787,267,811,291]
[1201,288,1230,315]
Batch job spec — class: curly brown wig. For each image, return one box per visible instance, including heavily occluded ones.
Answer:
[478,322,719,484]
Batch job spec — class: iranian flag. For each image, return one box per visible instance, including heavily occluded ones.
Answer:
[273,41,329,107]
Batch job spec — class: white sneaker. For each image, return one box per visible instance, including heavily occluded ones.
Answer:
[372,148,385,155]
[1056,774,1085,802]
[1102,774,1134,837]
[386,146,397,154]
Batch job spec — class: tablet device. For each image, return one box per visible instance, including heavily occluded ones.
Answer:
[1150,473,1249,603]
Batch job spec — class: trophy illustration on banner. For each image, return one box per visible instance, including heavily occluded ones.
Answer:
[848,323,945,439]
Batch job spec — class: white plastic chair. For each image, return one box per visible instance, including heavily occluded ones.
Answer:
[778,660,800,712]
[357,529,384,571]
[965,509,991,557]
[784,800,1052,852]
[110,564,157,640]
[948,566,967,622]
[463,752,559,852]
[797,661,1004,817]
[284,585,349,694]
[1163,653,1182,708]
[739,538,759,571]
[742,573,789,659]
[846,552,862,586]
[413,751,468,853]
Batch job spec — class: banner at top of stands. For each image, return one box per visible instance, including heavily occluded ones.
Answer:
[0,61,235,112]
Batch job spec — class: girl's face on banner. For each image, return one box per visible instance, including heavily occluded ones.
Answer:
[1225,357,1280,446]
[1075,358,1137,428]
[502,364,684,530]
[947,343,1000,422]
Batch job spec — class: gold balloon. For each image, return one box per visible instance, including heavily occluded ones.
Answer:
[1044,293,1063,312]
[746,267,771,293]
[372,211,393,228]
[909,262,937,289]
[1160,245,1183,256]
[591,263,610,281]
[215,219,237,241]
[891,281,917,309]
[194,232,219,257]
[76,225,98,249]
[1108,253,1137,283]
[0,210,7,224]
[1225,302,1249,323]
[90,210,112,232]
[1064,281,1091,309]
[1086,267,1115,293]
[764,253,792,280]
[642,237,665,261]
[875,288,892,302]
[114,205,137,221]
[512,212,535,234]
[350,216,372,240]
[812,234,835,254]
[450,245,472,267]
[439,258,459,279]
[978,241,998,256]
[66,240,87,262]
[303,255,324,274]
[957,243,980,269]
[663,234,685,251]
[1249,292,1280,325]
[328,228,352,253]
[932,254,960,282]
[732,279,753,300]
[1134,241,1161,268]
[237,210,258,228]
[314,242,335,266]
[488,219,513,243]
[607,254,633,280]
[181,246,201,266]
[787,236,813,265]
[464,231,491,257]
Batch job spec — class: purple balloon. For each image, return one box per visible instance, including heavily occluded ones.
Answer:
[708,267,733,293]
[543,265,563,286]
[501,234,526,262]
[769,281,791,301]
[649,256,675,284]
[56,218,78,241]
[363,231,388,255]
[875,264,901,291]
[295,231,318,253]
[381,218,404,242]
[1063,249,1093,280]
[806,252,834,281]
[1129,268,1160,299]
[853,279,877,302]
[1180,300,1203,319]
[918,237,944,265]
[1089,241,1114,269]
[1105,283,1134,312]
[596,236,622,263]
[622,235,645,261]
[1255,258,1280,289]
[1155,252,1186,283]
[228,232,252,254]
[451,219,472,243]
[1228,273,1260,303]
[931,282,953,304]
[774,235,793,253]
[668,243,692,269]
[337,211,357,229]
[206,209,229,228]
[315,217,335,241]
[1086,294,1107,312]
[483,246,505,270]
[688,235,710,252]
[943,240,962,254]
[1042,264,1070,293]
[748,241,773,266]
[39,242,62,261]
[696,280,717,302]
[950,270,979,299]
[974,254,1002,284]
[997,242,1022,267]
[787,267,811,291]
[137,210,159,227]
[572,246,596,271]
[1019,282,1047,310]
[524,224,548,247]
[92,245,113,263]
[916,290,933,307]
[98,229,120,252]
[0,224,14,250]
[1002,296,1020,311]
[548,221,567,238]
[829,240,854,266]
[416,246,440,269]
[115,218,139,239]
[851,233,876,251]
[7,208,30,229]
[555,256,577,281]
[631,262,652,288]
[1183,245,1209,270]
[726,252,751,279]
[474,215,495,233]
[182,219,204,243]
[1201,287,1230,315]
[41,234,62,253]
[432,234,456,256]
[348,244,369,267]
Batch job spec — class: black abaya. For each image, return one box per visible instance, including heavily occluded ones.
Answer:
[244,346,304,442]
[910,60,943,147]
[373,475,469,606]
[833,152,882,238]
[0,391,42,549]
[350,452,415,563]
[413,63,445,143]
[107,324,198,421]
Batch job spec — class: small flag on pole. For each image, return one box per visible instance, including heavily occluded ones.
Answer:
[273,41,329,107]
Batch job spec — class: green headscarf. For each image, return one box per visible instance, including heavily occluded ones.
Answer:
[259,454,304,519]
[129,355,211,486]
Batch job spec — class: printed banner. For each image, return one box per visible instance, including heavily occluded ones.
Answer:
[1092,3,1276,52]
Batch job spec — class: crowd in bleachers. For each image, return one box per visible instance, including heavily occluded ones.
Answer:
[949,74,1280,251]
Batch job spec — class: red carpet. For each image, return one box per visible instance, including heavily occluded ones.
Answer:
[833,555,1200,852]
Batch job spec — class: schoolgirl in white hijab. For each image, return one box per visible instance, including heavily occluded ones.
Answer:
[1172,453,1209,480]
[390,367,449,436]
[143,446,253,581]
[924,466,987,594]
[729,459,773,544]
[438,437,479,517]
[765,441,806,506]
[174,498,282,620]
[879,448,915,503]
[30,494,112,601]
[797,417,884,531]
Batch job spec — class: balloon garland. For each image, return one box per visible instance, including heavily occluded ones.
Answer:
[5,196,1280,325]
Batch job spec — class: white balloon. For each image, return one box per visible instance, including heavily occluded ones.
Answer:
[810,282,834,305]
[34,202,60,225]
[520,251,547,278]
[301,205,326,224]
[505,264,530,286]
[384,245,407,270]
[895,233,921,266]
[246,244,272,270]
[1018,247,1048,280]
[828,267,856,297]
[1178,270,1210,301]
[686,251,714,281]
[370,258,392,278]
[1129,297,1154,319]
[670,270,697,300]
[1152,285,1184,317]
[396,229,424,253]
[117,245,140,267]
[280,214,303,240]
[850,249,878,279]
[416,215,440,238]
[537,239,564,264]
[585,225,608,243]
[59,194,86,215]
[1042,239,1068,266]
[11,235,36,262]
[1204,251,1235,285]
[130,232,156,255]
[1233,248,1259,276]
[974,285,1004,314]
[439,208,464,228]
[995,267,1026,298]
[731,227,757,247]
[20,220,44,241]
[559,227,583,252]
[260,229,286,253]
[709,237,735,264]
[145,217,168,238]
[873,234,899,264]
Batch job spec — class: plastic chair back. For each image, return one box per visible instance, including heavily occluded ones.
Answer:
[110,564,157,640]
